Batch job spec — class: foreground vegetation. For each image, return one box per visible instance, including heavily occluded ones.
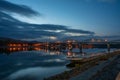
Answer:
[45,50,120,80]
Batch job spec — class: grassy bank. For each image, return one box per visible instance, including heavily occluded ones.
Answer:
[45,50,120,80]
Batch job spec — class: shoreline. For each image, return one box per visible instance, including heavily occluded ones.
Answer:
[45,50,120,80]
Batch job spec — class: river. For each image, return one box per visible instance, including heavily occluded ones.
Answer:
[0,48,117,80]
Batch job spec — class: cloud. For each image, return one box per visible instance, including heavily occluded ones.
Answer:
[0,0,95,41]
[66,29,95,34]
[0,12,95,41]
[0,0,119,41]
[0,0,39,17]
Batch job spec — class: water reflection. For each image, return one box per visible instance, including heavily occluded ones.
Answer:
[0,46,117,57]
[0,47,118,80]
[5,67,66,80]
[0,49,69,80]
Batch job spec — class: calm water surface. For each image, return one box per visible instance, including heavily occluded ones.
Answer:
[0,51,69,80]
[0,48,117,80]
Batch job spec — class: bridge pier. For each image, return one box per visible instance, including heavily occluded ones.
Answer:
[79,43,83,54]
[107,43,110,53]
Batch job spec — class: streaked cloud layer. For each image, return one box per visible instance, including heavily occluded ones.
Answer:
[0,0,96,41]
[7,0,120,37]
[0,0,39,17]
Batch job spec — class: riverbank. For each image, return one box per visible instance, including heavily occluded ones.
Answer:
[89,52,120,80]
[45,50,120,80]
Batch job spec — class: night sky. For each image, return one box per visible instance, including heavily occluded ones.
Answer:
[0,0,120,41]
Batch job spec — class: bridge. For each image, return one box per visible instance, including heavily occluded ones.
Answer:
[1,41,120,54]
[43,41,120,54]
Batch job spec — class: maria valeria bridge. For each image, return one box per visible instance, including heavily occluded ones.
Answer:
[0,38,120,54]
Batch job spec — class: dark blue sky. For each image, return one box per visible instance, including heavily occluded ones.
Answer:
[0,0,120,41]
[8,0,120,36]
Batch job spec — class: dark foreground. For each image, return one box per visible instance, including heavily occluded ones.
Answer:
[46,50,120,80]
[89,52,120,80]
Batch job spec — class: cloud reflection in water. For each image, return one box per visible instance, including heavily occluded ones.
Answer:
[6,67,66,80]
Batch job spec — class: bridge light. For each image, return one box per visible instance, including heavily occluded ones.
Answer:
[105,39,108,42]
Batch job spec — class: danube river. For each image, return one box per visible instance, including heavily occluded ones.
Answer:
[0,48,117,80]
